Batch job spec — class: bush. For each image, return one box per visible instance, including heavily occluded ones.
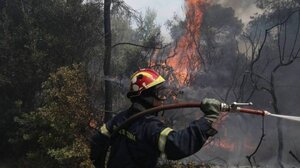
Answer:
[14,64,93,167]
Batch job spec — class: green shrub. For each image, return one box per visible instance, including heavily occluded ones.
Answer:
[14,64,93,167]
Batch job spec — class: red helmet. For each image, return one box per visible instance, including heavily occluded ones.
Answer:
[127,68,165,98]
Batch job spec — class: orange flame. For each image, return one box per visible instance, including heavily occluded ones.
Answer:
[217,139,235,151]
[205,113,257,153]
[167,0,206,86]
[207,137,256,153]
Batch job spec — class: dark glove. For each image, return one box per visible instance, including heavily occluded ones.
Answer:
[200,98,222,123]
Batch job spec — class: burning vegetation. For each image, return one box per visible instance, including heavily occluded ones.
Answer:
[1,0,300,167]
[152,0,300,167]
[166,0,205,86]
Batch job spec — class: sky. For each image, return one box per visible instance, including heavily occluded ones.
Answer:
[123,0,261,41]
[123,0,185,41]
[123,0,185,22]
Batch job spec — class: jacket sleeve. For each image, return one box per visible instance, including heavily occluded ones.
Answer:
[164,118,217,160]
[90,124,111,168]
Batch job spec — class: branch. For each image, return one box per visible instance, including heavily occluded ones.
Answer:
[246,116,265,167]
[111,0,139,20]
[289,10,300,60]
[246,10,300,101]
[253,9,300,66]
[111,42,170,49]
[289,150,300,164]
[246,71,271,85]
[167,40,179,60]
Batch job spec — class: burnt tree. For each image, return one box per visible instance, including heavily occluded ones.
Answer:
[239,10,300,167]
[103,0,112,122]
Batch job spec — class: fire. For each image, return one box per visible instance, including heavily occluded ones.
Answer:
[205,114,257,153]
[217,139,235,151]
[207,137,256,153]
[167,0,206,86]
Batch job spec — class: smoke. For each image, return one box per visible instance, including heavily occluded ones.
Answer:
[162,2,300,167]
[103,1,300,166]
[213,0,262,24]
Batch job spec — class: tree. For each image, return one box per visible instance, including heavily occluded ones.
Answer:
[200,4,243,67]
[195,4,245,101]
[100,7,164,113]
[103,0,113,122]
[241,1,300,167]
[0,0,103,160]
[13,64,93,167]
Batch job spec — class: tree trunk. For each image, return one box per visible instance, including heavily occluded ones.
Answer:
[277,119,284,168]
[103,0,112,122]
[271,72,284,168]
[273,95,284,168]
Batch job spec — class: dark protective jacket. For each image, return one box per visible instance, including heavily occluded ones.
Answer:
[90,103,217,168]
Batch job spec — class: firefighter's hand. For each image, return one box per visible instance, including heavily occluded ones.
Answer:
[89,119,98,129]
[200,98,222,123]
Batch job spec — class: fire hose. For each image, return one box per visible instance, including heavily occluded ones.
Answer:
[89,101,300,136]
[109,102,269,137]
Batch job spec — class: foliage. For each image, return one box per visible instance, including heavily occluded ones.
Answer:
[135,8,162,46]
[6,0,300,167]
[0,0,103,158]
[257,0,300,12]
[111,8,162,76]
[200,4,243,66]
[13,64,93,167]
[95,8,164,111]
[166,4,244,73]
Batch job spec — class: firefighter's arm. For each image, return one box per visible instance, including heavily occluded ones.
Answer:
[162,118,217,160]
[90,124,111,168]
[158,98,222,160]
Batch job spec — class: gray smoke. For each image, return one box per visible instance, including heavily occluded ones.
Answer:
[214,0,262,24]
[162,2,300,167]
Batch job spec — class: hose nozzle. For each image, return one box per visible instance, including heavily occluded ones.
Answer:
[221,102,254,112]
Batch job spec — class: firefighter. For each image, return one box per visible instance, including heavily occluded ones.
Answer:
[90,68,224,168]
